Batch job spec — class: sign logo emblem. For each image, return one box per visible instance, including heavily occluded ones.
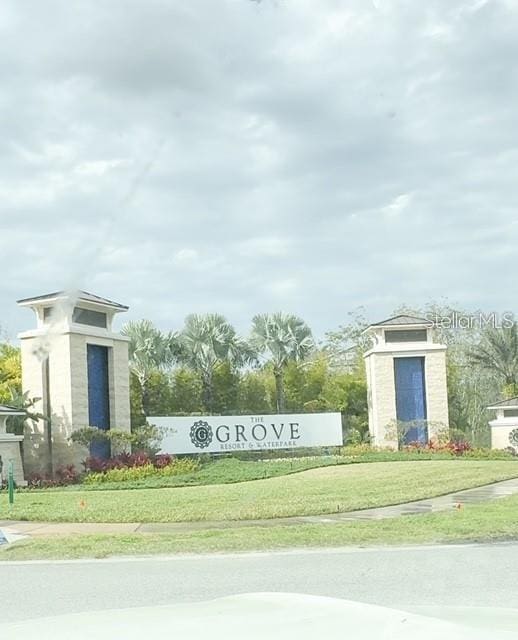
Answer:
[509,428,518,447]
[190,420,213,449]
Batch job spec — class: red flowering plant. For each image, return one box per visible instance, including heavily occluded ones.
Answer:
[83,451,176,473]
[402,439,472,456]
[27,464,80,488]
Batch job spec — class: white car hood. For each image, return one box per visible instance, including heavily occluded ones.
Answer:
[0,593,516,640]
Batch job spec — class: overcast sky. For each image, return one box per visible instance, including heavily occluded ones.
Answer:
[1,0,517,341]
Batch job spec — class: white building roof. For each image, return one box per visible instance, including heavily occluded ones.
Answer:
[17,290,128,311]
[368,314,434,328]
[487,397,518,411]
[0,405,25,416]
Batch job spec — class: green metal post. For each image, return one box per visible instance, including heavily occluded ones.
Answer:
[8,460,14,506]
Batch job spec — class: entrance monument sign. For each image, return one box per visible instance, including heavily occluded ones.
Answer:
[150,412,343,454]
[13,290,454,476]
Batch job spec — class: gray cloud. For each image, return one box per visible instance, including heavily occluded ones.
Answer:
[1,0,518,340]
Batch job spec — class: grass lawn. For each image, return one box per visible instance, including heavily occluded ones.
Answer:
[43,452,462,492]
[1,460,518,523]
[72,456,351,490]
[3,491,518,561]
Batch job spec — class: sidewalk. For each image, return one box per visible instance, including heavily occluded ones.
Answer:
[2,477,518,539]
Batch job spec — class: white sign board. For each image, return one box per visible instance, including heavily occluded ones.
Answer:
[148,413,343,454]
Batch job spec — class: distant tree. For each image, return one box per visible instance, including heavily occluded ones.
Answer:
[121,320,178,417]
[237,368,275,414]
[129,372,146,428]
[169,368,204,415]
[320,371,368,443]
[0,343,22,403]
[250,313,314,412]
[143,371,176,418]
[469,323,518,397]
[323,307,371,370]
[447,356,495,446]
[282,351,368,441]
[211,362,241,415]
[178,314,254,412]
[131,363,236,418]
[0,343,43,437]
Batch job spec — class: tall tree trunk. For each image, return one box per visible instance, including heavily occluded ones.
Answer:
[139,374,149,419]
[202,372,213,413]
[274,369,285,413]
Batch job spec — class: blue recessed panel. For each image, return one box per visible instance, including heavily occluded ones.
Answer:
[87,344,111,459]
[394,357,427,445]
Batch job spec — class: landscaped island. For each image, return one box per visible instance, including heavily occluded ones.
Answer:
[2,459,517,523]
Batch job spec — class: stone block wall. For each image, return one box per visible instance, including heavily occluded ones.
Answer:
[20,331,131,473]
[366,347,449,448]
[424,350,449,438]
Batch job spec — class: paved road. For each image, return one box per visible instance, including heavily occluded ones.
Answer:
[1,542,517,623]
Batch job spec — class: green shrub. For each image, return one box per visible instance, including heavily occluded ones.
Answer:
[232,446,342,461]
[84,457,199,484]
[463,448,516,460]
[340,443,377,456]
[338,443,517,462]
[340,444,402,456]
[131,423,163,455]
[70,426,110,447]
[70,423,164,455]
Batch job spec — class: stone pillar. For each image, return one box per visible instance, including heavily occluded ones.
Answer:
[17,291,130,473]
[0,408,26,485]
[364,315,449,448]
[487,400,518,451]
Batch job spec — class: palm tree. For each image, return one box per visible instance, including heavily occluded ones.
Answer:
[178,314,254,412]
[250,313,314,412]
[121,320,178,416]
[469,323,518,396]
[6,388,45,436]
